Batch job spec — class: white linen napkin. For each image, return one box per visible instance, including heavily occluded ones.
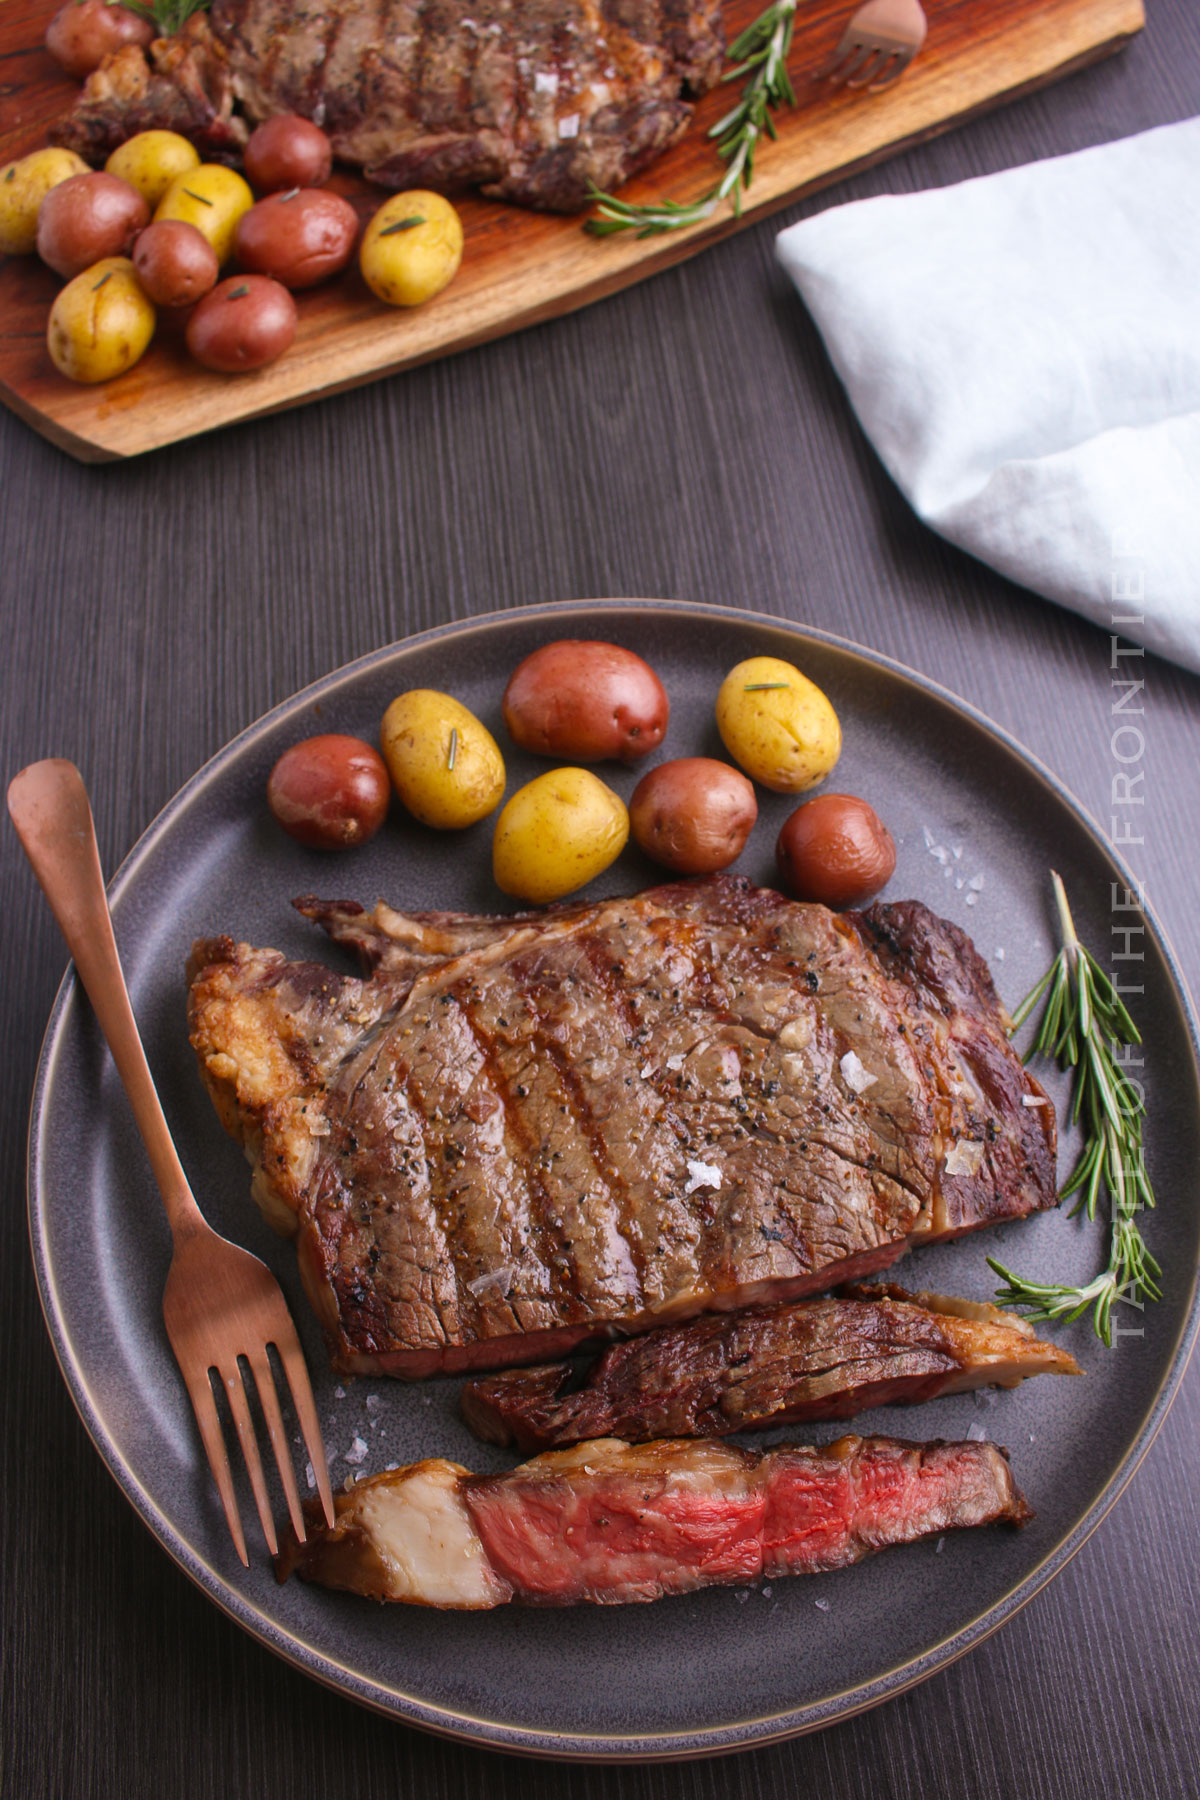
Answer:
[776,118,1200,673]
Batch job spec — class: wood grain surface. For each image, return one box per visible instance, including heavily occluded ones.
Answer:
[2,0,1200,1793]
[0,0,1143,460]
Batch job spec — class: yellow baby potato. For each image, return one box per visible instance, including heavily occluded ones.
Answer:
[106,131,201,208]
[360,191,463,307]
[0,147,89,255]
[715,656,842,794]
[154,163,254,265]
[47,257,156,384]
[381,690,505,830]
[493,768,629,905]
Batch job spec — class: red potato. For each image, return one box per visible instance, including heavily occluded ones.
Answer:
[775,794,896,909]
[45,0,153,79]
[630,758,757,874]
[503,640,669,764]
[234,189,359,289]
[244,115,333,192]
[267,735,390,849]
[36,171,149,279]
[186,274,296,372]
[132,219,219,307]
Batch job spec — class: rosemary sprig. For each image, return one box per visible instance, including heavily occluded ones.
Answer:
[988,871,1161,1346]
[122,0,210,37]
[585,0,799,238]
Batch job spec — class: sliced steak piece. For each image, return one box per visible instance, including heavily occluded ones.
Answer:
[187,876,1057,1378]
[460,1284,1082,1450]
[49,19,248,163]
[275,1433,1033,1606]
[50,0,724,212]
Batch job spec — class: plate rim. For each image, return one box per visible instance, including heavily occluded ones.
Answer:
[24,598,1200,1759]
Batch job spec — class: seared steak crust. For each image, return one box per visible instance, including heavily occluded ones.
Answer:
[51,0,725,212]
[50,18,248,162]
[277,1433,1033,1607]
[187,876,1057,1378]
[460,1283,1081,1450]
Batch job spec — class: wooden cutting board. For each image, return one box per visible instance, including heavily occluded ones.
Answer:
[0,0,1143,462]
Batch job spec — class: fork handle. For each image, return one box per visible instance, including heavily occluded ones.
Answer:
[8,759,204,1242]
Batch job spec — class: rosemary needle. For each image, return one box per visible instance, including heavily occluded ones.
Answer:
[124,0,211,35]
[586,0,799,238]
[988,872,1160,1346]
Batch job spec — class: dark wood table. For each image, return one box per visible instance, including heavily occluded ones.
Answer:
[4,4,1199,1791]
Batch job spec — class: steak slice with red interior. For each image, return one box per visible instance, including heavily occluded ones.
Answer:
[52,0,725,212]
[187,876,1057,1378]
[460,1283,1081,1450]
[275,1433,1033,1607]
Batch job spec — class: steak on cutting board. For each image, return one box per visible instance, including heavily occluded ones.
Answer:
[276,1433,1033,1607]
[51,0,726,212]
[460,1283,1081,1450]
[187,876,1057,1378]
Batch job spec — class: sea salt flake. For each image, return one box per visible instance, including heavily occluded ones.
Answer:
[761,1585,773,1599]
[944,1139,985,1177]
[666,1054,686,1072]
[333,1385,346,1400]
[534,70,559,93]
[934,1536,945,1554]
[344,1436,369,1466]
[640,1064,653,1079]
[968,874,985,891]
[995,947,1006,961]
[1022,1094,1048,1108]
[814,1597,831,1612]
[305,1462,315,1490]
[839,1051,877,1095]
[966,1421,988,1443]
[685,1158,722,1194]
[557,113,580,138]
[468,1264,516,1297]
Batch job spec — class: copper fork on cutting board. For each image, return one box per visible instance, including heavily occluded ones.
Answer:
[821,0,929,89]
[8,758,334,1567]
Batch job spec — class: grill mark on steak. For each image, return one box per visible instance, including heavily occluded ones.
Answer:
[51,0,724,211]
[188,877,1057,1377]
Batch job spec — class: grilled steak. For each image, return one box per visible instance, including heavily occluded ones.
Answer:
[187,876,1057,1378]
[276,1433,1033,1606]
[51,0,725,212]
[460,1283,1081,1450]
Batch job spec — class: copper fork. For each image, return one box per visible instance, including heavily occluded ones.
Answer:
[820,0,928,90]
[8,758,335,1567]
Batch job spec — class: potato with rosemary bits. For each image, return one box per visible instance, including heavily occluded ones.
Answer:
[154,163,254,265]
[360,191,463,307]
[0,148,89,256]
[106,131,201,209]
[381,691,505,830]
[47,257,155,384]
[715,656,841,793]
[493,768,629,904]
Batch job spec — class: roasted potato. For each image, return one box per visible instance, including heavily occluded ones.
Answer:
[185,275,296,372]
[45,0,153,79]
[360,191,463,307]
[267,736,390,849]
[244,116,333,192]
[154,164,254,265]
[235,189,359,289]
[132,219,219,307]
[503,640,669,763]
[36,171,149,279]
[47,256,155,384]
[0,147,89,256]
[381,691,506,830]
[492,768,629,904]
[775,794,896,908]
[630,758,757,874]
[106,131,202,208]
[715,656,842,793]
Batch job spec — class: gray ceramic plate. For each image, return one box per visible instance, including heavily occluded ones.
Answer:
[27,602,1200,1759]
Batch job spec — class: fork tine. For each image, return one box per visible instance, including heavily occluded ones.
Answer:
[273,1331,336,1528]
[246,1348,306,1544]
[222,1362,279,1556]
[184,1368,249,1567]
[868,49,913,89]
[826,43,877,87]
[846,47,895,88]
